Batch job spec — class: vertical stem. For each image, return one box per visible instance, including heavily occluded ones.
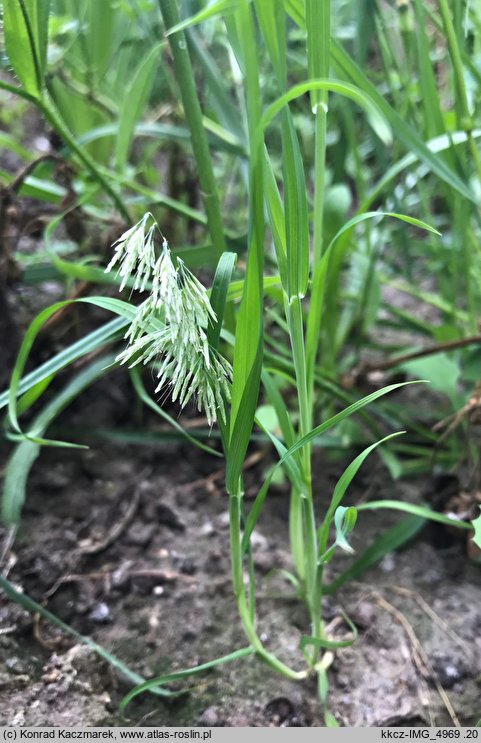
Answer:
[229,485,305,680]
[39,93,130,220]
[158,0,227,261]
[305,0,331,398]
[304,0,331,681]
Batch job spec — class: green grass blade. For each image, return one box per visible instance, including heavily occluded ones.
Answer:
[257,79,392,148]
[280,382,420,466]
[323,516,425,593]
[227,342,264,493]
[330,39,476,203]
[0,132,33,161]
[357,500,474,531]
[208,252,237,349]
[2,443,40,528]
[0,574,159,692]
[412,0,446,139]
[129,368,221,458]
[317,432,405,555]
[300,612,357,651]
[306,0,330,111]
[2,355,115,525]
[187,29,246,146]
[159,0,227,261]
[115,44,161,172]
[0,317,127,411]
[6,297,136,435]
[2,0,48,94]
[326,211,441,255]
[282,113,310,300]
[164,0,236,35]
[228,0,264,494]
[120,646,255,711]
[472,508,481,549]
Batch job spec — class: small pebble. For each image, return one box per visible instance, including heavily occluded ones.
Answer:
[379,553,396,573]
[88,603,112,624]
[249,530,269,550]
[126,523,156,547]
[199,521,215,537]
[5,657,27,675]
[156,503,185,531]
[199,706,223,726]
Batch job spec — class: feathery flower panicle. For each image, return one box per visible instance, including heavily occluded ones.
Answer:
[106,215,231,425]
[105,213,155,292]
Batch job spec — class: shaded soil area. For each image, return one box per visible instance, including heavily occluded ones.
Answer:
[0,381,480,726]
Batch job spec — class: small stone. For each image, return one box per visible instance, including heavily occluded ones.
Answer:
[88,603,111,624]
[156,503,185,531]
[199,521,215,537]
[112,562,133,591]
[253,550,277,574]
[5,656,27,674]
[199,706,223,726]
[379,553,396,572]
[126,523,156,547]
[249,530,269,550]
[42,669,62,684]
[431,654,465,689]
[215,511,230,529]
[352,601,375,629]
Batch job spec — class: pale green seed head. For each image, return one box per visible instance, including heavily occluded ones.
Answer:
[106,216,231,424]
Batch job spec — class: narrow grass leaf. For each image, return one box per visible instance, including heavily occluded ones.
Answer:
[305,0,330,111]
[357,500,473,530]
[187,29,246,146]
[0,575,161,692]
[120,647,255,711]
[360,130,481,214]
[115,45,161,172]
[2,443,40,528]
[227,1,264,493]
[317,432,405,554]
[257,79,392,149]
[472,508,481,549]
[2,0,49,94]
[16,375,54,417]
[0,317,127,411]
[6,297,137,436]
[330,39,476,203]
[227,342,264,493]
[324,516,425,593]
[300,613,357,651]
[280,383,418,466]
[208,252,237,349]
[129,368,221,458]
[2,356,114,525]
[165,0,236,35]
[326,212,441,255]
